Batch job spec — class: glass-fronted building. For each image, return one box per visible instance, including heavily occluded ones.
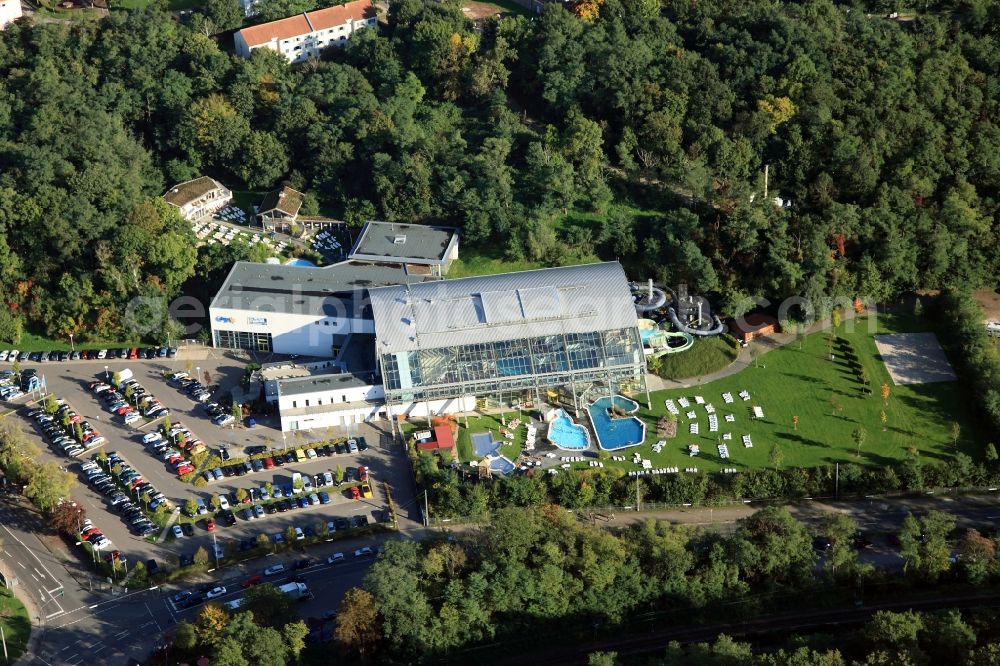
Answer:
[369,262,648,415]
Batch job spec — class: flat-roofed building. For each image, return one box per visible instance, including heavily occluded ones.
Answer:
[349,221,459,276]
[234,1,376,63]
[163,177,232,221]
[0,0,21,29]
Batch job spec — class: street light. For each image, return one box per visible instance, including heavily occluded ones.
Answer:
[104,365,109,381]
[69,334,74,353]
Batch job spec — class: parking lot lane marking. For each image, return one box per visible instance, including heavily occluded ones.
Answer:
[113,629,129,640]
[60,646,71,652]
[33,566,44,579]
[16,560,25,569]
[30,573,38,582]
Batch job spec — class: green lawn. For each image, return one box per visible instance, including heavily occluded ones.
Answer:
[464,0,533,18]
[586,314,980,474]
[0,588,31,662]
[454,413,525,463]
[650,336,738,380]
[0,332,139,353]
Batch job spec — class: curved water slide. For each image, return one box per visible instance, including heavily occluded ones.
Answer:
[649,330,695,358]
[666,307,725,336]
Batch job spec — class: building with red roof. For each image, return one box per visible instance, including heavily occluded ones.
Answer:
[235,0,376,63]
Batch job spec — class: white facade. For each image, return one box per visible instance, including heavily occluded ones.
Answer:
[235,13,376,64]
[278,378,384,432]
[0,0,21,30]
[211,306,373,359]
[164,178,232,222]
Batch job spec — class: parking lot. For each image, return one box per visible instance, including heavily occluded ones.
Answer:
[3,354,415,571]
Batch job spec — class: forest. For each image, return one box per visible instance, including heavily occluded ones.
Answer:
[1,0,999,342]
[327,504,1000,662]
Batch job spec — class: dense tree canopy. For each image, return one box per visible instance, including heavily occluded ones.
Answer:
[2,0,999,341]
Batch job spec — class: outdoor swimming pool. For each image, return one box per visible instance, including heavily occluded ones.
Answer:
[547,410,590,450]
[285,258,317,267]
[587,395,646,451]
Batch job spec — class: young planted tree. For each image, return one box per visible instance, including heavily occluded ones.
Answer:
[184,498,198,516]
[192,546,209,565]
[831,307,842,336]
[852,427,867,458]
[792,415,799,431]
[880,410,888,431]
[768,443,784,470]
[951,422,961,448]
[881,383,891,406]
[235,487,248,503]
[210,495,221,511]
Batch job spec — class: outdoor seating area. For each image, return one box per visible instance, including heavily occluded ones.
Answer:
[312,230,344,257]
[525,424,537,452]
[193,219,288,255]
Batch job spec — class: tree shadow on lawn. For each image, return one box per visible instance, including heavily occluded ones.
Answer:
[776,432,826,447]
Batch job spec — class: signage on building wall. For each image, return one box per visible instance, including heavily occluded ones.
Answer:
[414,430,431,441]
[215,316,234,324]
[247,317,268,326]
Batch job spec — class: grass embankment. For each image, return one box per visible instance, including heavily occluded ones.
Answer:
[0,588,31,662]
[0,332,139,353]
[651,336,739,380]
[588,313,981,474]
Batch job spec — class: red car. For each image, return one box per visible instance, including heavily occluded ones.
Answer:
[263,457,275,470]
[240,575,262,589]
[103,550,123,562]
[115,406,130,416]
[80,527,101,539]
[357,465,369,482]
[205,519,216,532]
[128,348,139,359]
[176,464,194,475]
[349,486,360,500]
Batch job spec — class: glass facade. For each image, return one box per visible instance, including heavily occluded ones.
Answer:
[214,329,273,353]
[381,327,646,409]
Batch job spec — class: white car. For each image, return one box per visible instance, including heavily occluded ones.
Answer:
[122,411,142,425]
[172,525,183,539]
[142,432,163,445]
[205,586,227,599]
[294,527,305,541]
[218,495,230,511]
[263,564,284,576]
[7,350,17,361]
[96,349,108,359]
[305,448,317,459]
[353,546,374,558]
[326,552,344,564]
[0,351,8,362]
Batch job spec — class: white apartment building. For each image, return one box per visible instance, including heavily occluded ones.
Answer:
[163,177,232,222]
[0,0,21,30]
[234,0,376,64]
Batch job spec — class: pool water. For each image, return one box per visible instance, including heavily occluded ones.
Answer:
[587,395,646,451]
[548,410,590,450]
[285,258,316,267]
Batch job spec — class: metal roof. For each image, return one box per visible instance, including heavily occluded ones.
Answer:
[349,221,458,264]
[368,262,637,354]
[209,260,437,318]
[278,371,378,397]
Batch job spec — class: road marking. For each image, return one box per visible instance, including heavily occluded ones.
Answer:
[33,566,44,579]
[16,560,25,569]
[30,573,38,582]
[113,629,129,640]
[60,646,71,652]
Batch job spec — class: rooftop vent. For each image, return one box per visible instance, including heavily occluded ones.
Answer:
[393,234,407,245]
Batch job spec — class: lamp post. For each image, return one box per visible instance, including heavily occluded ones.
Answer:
[196,367,201,385]
[104,365,109,381]
[249,488,255,503]
[69,334,74,353]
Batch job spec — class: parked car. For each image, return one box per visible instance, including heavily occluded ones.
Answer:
[263,564,285,577]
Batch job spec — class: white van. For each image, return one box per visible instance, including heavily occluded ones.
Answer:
[114,368,133,388]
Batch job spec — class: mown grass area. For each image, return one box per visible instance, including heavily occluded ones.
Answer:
[463,0,534,18]
[586,313,981,474]
[650,336,739,380]
[0,588,31,662]
[0,332,140,353]
[455,413,525,463]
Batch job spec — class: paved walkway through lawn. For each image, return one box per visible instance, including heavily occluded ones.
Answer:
[645,307,867,392]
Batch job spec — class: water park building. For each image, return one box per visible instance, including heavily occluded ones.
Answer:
[214,249,650,431]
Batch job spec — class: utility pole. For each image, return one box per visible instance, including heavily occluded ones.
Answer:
[423,489,429,527]
[635,477,641,511]
[764,163,769,199]
[835,462,839,500]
